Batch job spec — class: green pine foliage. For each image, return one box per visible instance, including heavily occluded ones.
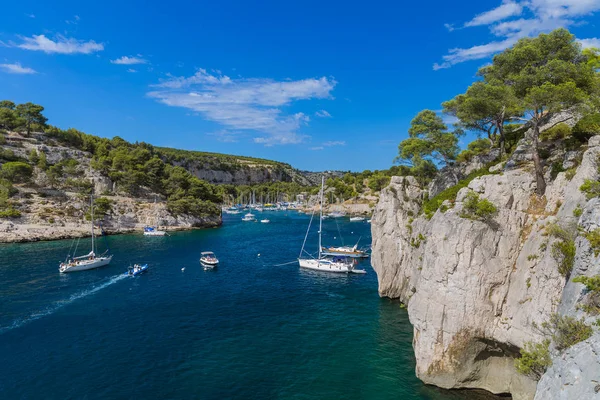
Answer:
[515,340,552,380]
[459,191,498,221]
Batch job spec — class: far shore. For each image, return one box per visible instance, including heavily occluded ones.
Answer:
[0,222,221,244]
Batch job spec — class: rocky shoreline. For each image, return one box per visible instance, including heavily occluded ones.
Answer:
[0,217,221,244]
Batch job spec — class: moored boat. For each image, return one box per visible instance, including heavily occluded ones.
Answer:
[143,226,167,236]
[242,213,256,222]
[298,177,365,274]
[200,251,219,269]
[321,244,370,258]
[349,216,365,222]
[59,191,113,273]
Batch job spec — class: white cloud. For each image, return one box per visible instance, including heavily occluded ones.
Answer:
[579,37,600,49]
[323,140,345,146]
[148,69,336,145]
[310,146,324,151]
[17,34,104,54]
[464,1,523,27]
[315,109,332,118]
[127,68,137,73]
[111,55,147,65]
[436,0,600,69]
[65,15,80,25]
[444,23,455,32]
[0,62,37,74]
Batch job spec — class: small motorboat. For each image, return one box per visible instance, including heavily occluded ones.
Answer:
[260,219,270,223]
[242,213,256,222]
[126,263,149,276]
[349,216,366,222]
[200,252,219,269]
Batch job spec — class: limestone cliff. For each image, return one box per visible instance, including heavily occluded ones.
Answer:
[371,136,600,399]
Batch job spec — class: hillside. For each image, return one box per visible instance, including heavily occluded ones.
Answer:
[0,99,320,242]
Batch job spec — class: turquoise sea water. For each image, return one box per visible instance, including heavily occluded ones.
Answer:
[0,212,497,399]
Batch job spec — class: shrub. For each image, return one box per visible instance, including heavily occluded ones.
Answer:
[545,223,576,277]
[565,168,577,180]
[550,162,565,180]
[540,314,593,351]
[28,149,39,164]
[0,178,17,198]
[573,275,600,292]
[574,275,600,315]
[456,149,475,163]
[459,191,497,221]
[515,340,551,379]
[584,228,600,256]
[0,208,21,218]
[573,205,583,218]
[422,165,498,219]
[580,179,600,199]
[572,113,600,142]
[540,123,572,141]
[0,161,33,183]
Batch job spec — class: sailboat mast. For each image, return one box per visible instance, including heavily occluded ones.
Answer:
[318,175,324,259]
[90,190,95,255]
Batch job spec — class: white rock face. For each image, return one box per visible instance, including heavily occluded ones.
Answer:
[533,334,600,400]
[371,137,600,399]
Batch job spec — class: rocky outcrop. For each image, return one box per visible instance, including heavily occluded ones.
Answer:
[371,136,600,399]
[428,148,501,198]
[179,160,297,185]
[0,194,221,243]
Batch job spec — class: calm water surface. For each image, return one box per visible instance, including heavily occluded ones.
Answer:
[1,212,491,399]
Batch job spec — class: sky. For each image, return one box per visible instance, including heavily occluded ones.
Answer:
[1,0,599,172]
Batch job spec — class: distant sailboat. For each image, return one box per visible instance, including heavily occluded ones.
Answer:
[59,191,113,273]
[298,177,365,274]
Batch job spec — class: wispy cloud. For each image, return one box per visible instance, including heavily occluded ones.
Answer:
[127,68,137,73]
[0,62,37,74]
[111,55,147,65]
[323,140,346,146]
[26,14,35,18]
[579,37,600,49]
[148,68,336,145]
[16,34,104,54]
[65,15,80,25]
[310,146,324,151]
[464,1,523,27]
[436,0,600,69]
[315,109,332,118]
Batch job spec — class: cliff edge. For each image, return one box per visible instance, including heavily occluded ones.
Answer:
[371,136,600,399]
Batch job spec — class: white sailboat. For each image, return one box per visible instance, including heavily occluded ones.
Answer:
[59,192,113,273]
[298,176,365,274]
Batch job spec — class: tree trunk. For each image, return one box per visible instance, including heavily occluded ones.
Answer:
[531,123,546,196]
[498,125,506,158]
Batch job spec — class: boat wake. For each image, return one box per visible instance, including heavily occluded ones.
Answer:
[0,274,127,335]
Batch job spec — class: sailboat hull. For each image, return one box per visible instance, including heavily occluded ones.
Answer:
[59,256,113,273]
[298,258,353,273]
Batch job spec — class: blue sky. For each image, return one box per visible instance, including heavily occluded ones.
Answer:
[1,0,599,172]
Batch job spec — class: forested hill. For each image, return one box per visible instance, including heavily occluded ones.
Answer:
[0,100,318,241]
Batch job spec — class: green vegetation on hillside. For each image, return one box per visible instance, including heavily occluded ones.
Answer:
[394,29,600,201]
